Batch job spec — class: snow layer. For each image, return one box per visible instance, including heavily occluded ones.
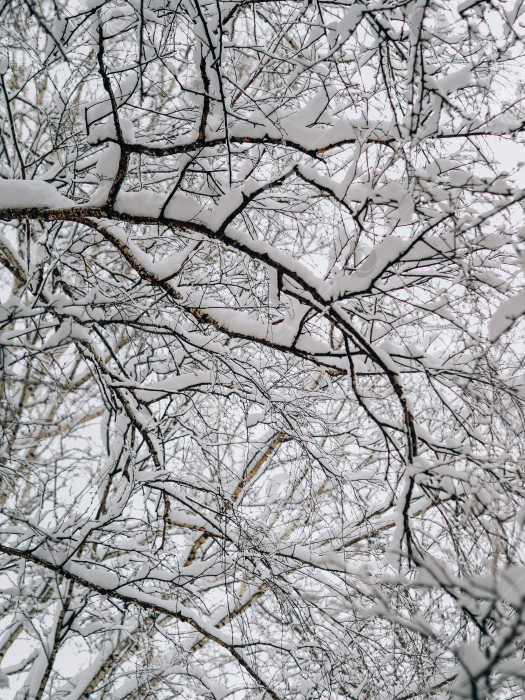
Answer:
[0,179,72,208]
[489,289,525,341]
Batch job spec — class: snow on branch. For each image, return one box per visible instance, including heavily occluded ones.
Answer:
[1,1,525,698]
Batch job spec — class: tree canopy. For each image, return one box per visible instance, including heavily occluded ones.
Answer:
[1,1,525,698]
